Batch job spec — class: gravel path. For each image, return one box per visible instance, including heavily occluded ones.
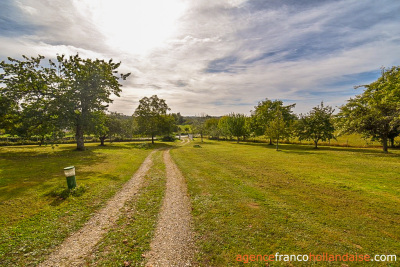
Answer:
[145,149,195,267]
[40,150,156,267]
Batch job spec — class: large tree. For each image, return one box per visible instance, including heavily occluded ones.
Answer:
[296,102,335,149]
[0,55,62,144]
[133,95,171,144]
[56,54,130,150]
[0,54,129,150]
[251,99,296,144]
[338,66,400,152]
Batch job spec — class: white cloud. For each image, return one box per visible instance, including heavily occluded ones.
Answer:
[1,0,400,115]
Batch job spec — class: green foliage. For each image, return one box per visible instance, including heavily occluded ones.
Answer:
[296,102,335,148]
[0,54,130,151]
[204,118,221,139]
[338,66,400,152]
[191,114,208,142]
[225,113,248,143]
[251,98,296,144]
[133,95,173,144]
[0,55,63,141]
[56,54,130,150]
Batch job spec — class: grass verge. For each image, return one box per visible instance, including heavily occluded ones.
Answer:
[171,140,400,266]
[0,142,161,266]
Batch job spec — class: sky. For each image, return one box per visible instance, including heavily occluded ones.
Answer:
[1,0,400,116]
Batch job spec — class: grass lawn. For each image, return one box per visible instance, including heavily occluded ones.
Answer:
[0,142,162,266]
[171,140,400,266]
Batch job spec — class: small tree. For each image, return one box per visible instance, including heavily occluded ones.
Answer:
[252,98,296,145]
[296,102,335,149]
[192,114,208,142]
[218,116,231,140]
[264,109,291,151]
[226,113,248,143]
[133,95,170,144]
[205,118,221,140]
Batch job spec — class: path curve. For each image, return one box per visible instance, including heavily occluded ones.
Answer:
[40,150,156,267]
[145,149,195,267]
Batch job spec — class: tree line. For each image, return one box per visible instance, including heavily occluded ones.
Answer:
[1,55,399,152]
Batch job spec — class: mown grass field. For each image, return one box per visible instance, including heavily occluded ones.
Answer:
[171,140,400,266]
[0,142,165,266]
[1,139,399,266]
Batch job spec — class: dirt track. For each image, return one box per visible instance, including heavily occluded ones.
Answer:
[145,149,195,267]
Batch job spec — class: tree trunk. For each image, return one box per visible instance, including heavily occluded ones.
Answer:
[390,137,395,148]
[76,124,85,151]
[100,136,106,146]
[39,136,44,146]
[237,136,240,143]
[151,133,154,144]
[314,140,318,149]
[382,136,388,153]
[276,138,279,151]
[269,138,272,145]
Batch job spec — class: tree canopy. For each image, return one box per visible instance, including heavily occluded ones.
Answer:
[252,98,296,144]
[338,66,400,152]
[133,95,172,144]
[296,102,335,148]
[0,54,130,150]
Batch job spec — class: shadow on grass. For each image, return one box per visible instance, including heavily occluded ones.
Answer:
[235,141,400,157]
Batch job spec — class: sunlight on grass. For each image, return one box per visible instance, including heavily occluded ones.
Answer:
[171,140,400,266]
[0,142,156,266]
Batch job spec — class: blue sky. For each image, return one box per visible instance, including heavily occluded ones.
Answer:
[1,0,400,115]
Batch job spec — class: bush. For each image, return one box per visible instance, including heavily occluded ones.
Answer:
[162,136,175,142]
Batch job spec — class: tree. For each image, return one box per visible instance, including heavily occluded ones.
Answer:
[91,111,108,146]
[296,102,335,149]
[0,54,130,150]
[338,66,400,152]
[192,114,208,142]
[264,108,293,151]
[56,54,130,150]
[0,55,62,144]
[133,95,171,144]
[171,112,184,125]
[205,118,221,140]
[218,116,231,140]
[225,113,248,143]
[252,99,296,144]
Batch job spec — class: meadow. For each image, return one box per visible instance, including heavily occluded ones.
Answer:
[0,139,399,266]
[171,140,400,266]
[0,143,164,266]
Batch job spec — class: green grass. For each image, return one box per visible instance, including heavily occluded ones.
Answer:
[88,150,167,266]
[171,140,400,266]
[0,142,161,266]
